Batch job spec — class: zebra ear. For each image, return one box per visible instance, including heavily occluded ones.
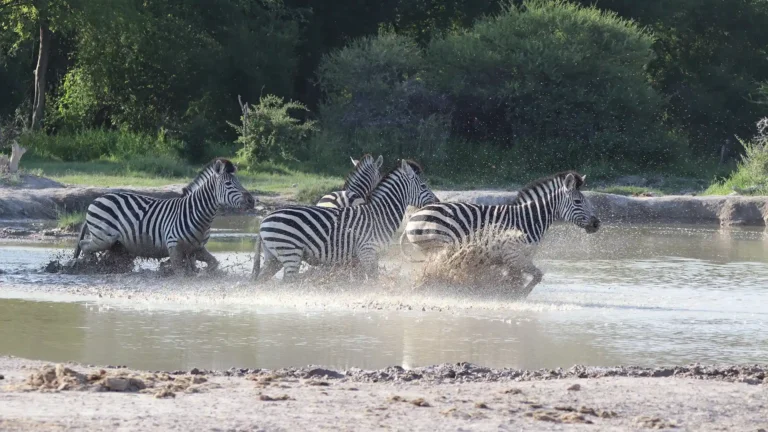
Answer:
[564,173,578,191]
[351,157,359,166]
[401,159,415,178]
[375,155,383,169]
[581,174,587,183]
[214,159,226,174]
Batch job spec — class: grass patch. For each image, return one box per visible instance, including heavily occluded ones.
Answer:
[57,211,86,232]
[295,181,345,204]
[22,158,344,196]
[705,121,768,196]
[591,186,664,196]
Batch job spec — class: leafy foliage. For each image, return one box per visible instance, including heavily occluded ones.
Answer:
[706,118,768,195]
[318,0,685,173]
[229,95,318,165]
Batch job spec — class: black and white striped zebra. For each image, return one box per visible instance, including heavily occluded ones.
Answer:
[253,159,439,281]
[73,158,255,274]
[316,154,383,208]
[400,171,600,295]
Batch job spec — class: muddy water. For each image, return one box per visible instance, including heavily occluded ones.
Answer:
[1,218,767,372]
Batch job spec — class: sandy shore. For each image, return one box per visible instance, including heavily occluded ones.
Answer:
[1,356,767,431]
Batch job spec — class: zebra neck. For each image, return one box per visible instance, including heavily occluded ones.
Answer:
[368,184,408,244]
[184,181,220,231]
[510,190,560,242]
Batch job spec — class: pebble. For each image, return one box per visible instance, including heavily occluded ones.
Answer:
[567,384,581,391]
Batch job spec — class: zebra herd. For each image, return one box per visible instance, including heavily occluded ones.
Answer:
[73,154,600,294]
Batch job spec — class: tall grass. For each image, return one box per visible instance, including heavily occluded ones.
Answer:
[705,119,768,196]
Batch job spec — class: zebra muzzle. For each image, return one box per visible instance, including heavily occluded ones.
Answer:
[584,216,600,233]
[242,193,257,209]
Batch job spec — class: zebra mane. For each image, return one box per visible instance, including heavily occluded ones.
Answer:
[511,171,584,205]
[342,154,376,191]
[402,159,423,176]
[182,158,237,196]
[367,159,423,200]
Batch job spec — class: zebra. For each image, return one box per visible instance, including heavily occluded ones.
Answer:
[316,154,384,208]
[253,159,439,281]
[73,158,255,274]
[400,171,600,296]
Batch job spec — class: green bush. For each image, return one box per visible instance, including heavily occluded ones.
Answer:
[316,31,451,165]
[425,0,684,168]
[706,118,768,195]
[315,0,689,176]
[21,129,183,162]
[229,95,318,165]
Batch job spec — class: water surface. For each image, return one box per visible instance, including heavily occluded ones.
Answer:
[1,221,767,371]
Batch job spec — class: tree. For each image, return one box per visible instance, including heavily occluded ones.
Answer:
[0,0,129,130]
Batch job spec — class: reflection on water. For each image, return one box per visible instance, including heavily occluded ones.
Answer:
[1,222,767,371]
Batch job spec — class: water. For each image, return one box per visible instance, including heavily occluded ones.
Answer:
[1,218,767,372]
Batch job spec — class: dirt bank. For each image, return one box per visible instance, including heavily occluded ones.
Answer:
[1,185,767,226]
[438,190,768,227]
[0,184,291,220]
[1,356,766,431]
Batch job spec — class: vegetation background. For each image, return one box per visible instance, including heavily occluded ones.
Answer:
[1,0,767,195]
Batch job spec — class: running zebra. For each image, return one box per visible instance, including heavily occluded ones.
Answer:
[73,158,255,274]
[316,154,383,208]
[400,171,600,296]
[253,159,439,281]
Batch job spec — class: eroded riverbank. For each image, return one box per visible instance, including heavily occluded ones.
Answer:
[1,356,767,431]
[2,185,768,227]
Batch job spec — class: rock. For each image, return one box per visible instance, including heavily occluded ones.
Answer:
[567,383,581,391]
[259,394,292,401]
[189,368,201,375]
[634,416,677,429]
[304,368,344,379]
[0,374,4,380]
[1,227,32,237]
[104,377,130,392]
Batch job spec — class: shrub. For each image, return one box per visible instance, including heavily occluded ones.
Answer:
[706,118,768,195]
[316,31,452,166]
[315,1,689,176]
[424,0,684,169]
[229,95,318,165]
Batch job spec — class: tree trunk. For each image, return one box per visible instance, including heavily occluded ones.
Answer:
[32,23,51,131]
[9,141,27,173]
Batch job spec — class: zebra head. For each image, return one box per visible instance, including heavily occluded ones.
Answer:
[212,159,256,210]
[397,159,439,207]
[558,172,600,233]
[344,154,384,198]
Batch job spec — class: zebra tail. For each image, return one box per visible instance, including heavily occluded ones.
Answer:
[399,230,426,263]
[251,235,261,280]
[73,221,88,259]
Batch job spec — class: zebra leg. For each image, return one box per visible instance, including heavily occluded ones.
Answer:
[195,248,219,273]
[358,246,380,279]
[167,245,187,276]
[79,231,120,256]
[280,254,303,282]
[520,263,544,298]
[253,241,283,282]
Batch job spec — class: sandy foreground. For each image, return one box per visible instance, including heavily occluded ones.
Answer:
[1,356,767,431]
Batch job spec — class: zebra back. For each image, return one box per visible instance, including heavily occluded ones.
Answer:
[260,159,437,267]
[403,171,598,248]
